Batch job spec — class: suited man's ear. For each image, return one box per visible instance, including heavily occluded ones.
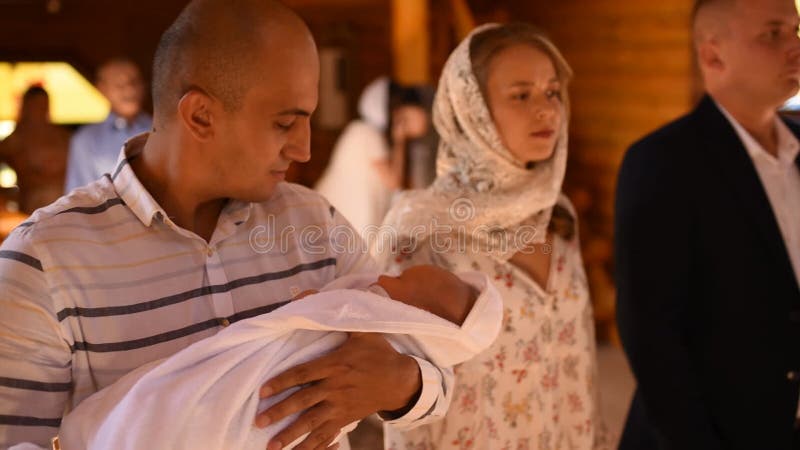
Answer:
[698,40,725,73]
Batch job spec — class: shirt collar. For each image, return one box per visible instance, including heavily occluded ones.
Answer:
[717,101,800,168]
[110,132,253,229]
[110,133,167,227]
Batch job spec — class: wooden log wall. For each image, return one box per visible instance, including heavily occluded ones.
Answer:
[283,0,393,186]
[509,0,698,340]
[0,0,188,110]
[0,0,392,187]
[0,0,705,341]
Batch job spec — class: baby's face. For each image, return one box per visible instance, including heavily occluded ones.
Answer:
[376,265,469,309]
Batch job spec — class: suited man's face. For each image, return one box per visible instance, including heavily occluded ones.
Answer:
[716,0,800,108]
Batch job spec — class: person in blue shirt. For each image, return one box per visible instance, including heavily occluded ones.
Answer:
[64,58,152,192]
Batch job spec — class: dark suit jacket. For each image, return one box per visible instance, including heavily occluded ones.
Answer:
[615,95,800,450]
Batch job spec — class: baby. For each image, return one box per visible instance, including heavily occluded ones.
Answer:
[296,264,480,326]
[56,266,502,450]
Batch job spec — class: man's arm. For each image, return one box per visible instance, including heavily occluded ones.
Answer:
[0,229,72,448]
[256,333,424,449]
[615,140,721,450]
[252,207,453,449]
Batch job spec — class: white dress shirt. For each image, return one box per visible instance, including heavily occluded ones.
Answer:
[719,105,800,286]
[719,105,800,418]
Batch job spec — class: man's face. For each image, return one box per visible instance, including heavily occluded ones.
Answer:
[719,0,800,107]
[212,33,319,202]
[98,62,145,120]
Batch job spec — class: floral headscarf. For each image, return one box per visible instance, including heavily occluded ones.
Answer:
[378,24,569,260]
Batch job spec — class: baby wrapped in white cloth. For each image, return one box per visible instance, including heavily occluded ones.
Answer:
[55,265,502,450]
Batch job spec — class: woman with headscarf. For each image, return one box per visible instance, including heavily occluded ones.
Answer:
[379,23,608,449]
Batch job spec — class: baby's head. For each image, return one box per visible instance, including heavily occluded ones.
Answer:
[376,265,479,325]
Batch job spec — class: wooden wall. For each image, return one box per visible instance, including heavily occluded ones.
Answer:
[0,0,188,107]
[0,0,391,186]
[0,0,703,340]
[0,0,699,191]
[282,0,393,186]
[511,0,697,235]
[508,0,698,339]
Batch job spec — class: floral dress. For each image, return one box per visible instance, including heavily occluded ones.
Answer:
[383,212,608,450]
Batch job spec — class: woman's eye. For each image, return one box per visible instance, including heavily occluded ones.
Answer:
[546,89,562,100]
[511,92,530,101]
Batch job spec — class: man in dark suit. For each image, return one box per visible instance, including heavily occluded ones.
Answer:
[615,0,800,449]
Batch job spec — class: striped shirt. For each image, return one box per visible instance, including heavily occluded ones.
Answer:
[0,135,451,448]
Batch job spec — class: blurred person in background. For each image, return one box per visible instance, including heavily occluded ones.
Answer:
[0,85,70,213]
[64,57,152,192]
[315,78,432,238]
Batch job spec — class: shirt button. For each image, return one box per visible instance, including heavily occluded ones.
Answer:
[206,246,216,257]
[218,318,230,327]
[787,371,798,381]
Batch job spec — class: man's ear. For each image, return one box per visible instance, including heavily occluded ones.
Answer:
[698,39,725,73]
[177,89,216,141]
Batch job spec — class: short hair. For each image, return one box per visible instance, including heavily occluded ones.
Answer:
[388,81,424,110]
[151,5,253,124]
[692,0,735,23]
[691,0,736,46]
[151,0,304,127]
[469,22,573,118]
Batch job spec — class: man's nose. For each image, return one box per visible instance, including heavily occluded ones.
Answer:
[284,120,311,163]
[787,31,800,61]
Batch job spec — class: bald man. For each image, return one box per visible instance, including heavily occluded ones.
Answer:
[65,58,152,192]
[615,0,800,449]
[0,1,452,449]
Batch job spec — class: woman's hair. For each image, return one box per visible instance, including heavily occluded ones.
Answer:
[470,23,576,241]
[386,81,426,145]
[18,85,50,124]
[22,85,48,102]
[469,22,573,118]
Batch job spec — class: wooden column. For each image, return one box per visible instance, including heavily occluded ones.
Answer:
[391,0,430,84]
[509,0,696,343]
[450,0,476,40]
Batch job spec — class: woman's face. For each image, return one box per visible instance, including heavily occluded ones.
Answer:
[484,44,563,164]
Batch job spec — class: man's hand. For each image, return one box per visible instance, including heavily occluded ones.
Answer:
[255,332,422,450]
[291,289,319,301]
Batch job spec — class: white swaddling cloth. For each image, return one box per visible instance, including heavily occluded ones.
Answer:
[57,271,502,450]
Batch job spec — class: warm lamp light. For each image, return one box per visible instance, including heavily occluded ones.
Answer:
[0,62,109,125]
[0,163,17,189]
